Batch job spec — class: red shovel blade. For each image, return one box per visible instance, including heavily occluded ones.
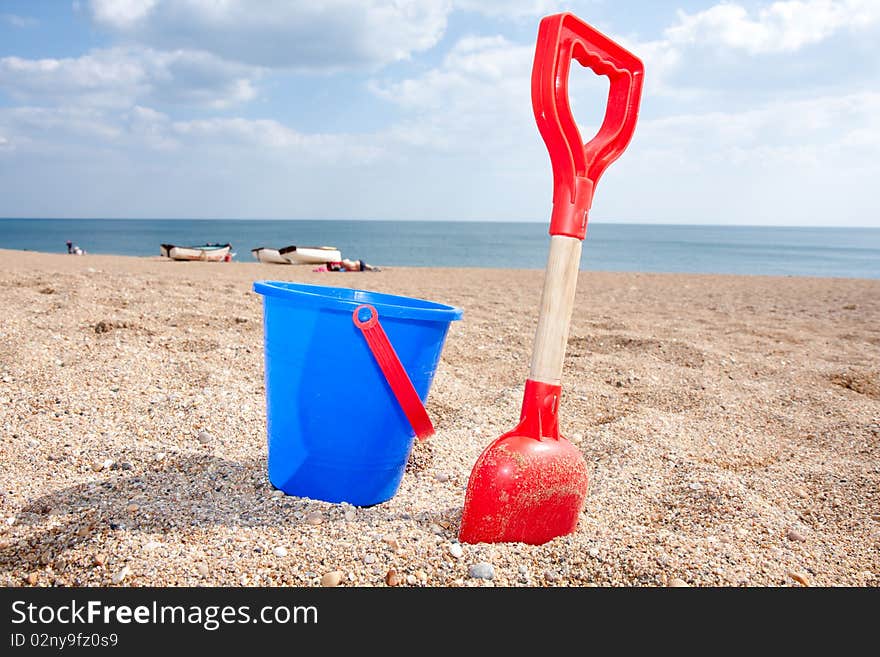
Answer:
[459,380,589,545]
[459,432,589,545]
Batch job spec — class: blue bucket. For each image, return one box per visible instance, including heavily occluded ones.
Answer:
[253,281,463,506]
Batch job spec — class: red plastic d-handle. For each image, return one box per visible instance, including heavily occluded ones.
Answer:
[353,304,435,440]
[532,12,644,240]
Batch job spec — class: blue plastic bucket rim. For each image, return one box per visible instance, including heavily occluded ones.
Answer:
[253,280,463,323]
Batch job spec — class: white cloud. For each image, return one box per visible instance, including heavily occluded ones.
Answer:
[0,103,390,218]
[0,101,383,165]
[601,90,880,223]
[175,116,383,162]
[89,0,158,27]
[1,86,877,223]
[616,0,880,102]
[373,36,537,153]
[169,116,378,161]
[87,0,450,70]
[125,105,179,150]
[0,106,123,147]
[637,91,880,156]
[667,0,880,54]
[0,48,259,109]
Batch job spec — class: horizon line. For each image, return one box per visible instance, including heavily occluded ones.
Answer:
[0,217,878,229]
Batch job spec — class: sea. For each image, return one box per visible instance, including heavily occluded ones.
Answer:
[1,218,878,279]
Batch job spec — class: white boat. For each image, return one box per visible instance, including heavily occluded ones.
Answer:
[160,243,232,262]
[251,247,290,264]
[279,245,342,265]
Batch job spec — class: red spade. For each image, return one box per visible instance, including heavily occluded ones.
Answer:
[459,13,644,545]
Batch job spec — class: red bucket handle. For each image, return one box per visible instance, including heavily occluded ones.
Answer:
[532,12,644,240]
[353,304,435,440]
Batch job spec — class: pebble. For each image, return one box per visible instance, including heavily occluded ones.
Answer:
[196,563,209,577]
[415,570,428,583]
[788,571,810,586]
[93,458,114,472]
[434,472,450,483]
[569,433,584,444]
[92,554,107,567]
[272,546,288,558]
[429,523,443,535]
[271,489,285,498]
[668,578,690,587]
[25,572,38,586]
[544,570,559,582]
[786,528,807,542]
[197,430,214,444]
[111,566,130,584]
[143,541,161,552]
[468,563,495,580]
[588,547,600,558]
[406,574,417,585]
[305,512,324,525]
[239,574,249,586]
[126,504,139,513]
[448,543,464,559]
[344,508,357,521]
[120,462,133,470]
[385,569,401,587]
[364,553,376,564]
[321,571,343,587]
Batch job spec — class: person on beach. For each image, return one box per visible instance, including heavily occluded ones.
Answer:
[65,240,85,255]
[343,258,380,271]
[326,259,381,272]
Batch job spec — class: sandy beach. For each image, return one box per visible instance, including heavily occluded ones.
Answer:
[0,248,878,587]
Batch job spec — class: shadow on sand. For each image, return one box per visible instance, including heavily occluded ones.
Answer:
[1,446,459,574]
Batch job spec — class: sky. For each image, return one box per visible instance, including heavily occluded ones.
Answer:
[0,1,878,226]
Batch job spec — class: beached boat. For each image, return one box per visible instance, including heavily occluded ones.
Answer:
[160,243,232,261]
[279,245,342,265]
[251,247,290,264]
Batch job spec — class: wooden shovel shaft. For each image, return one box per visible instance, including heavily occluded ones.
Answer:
[529,235,583,385]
